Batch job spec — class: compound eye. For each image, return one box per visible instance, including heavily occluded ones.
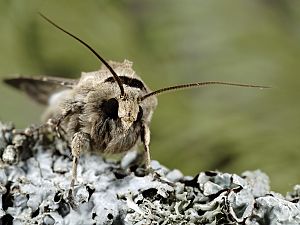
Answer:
[102,98,119,119]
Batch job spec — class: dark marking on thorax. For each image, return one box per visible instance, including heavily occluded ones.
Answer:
[104,76,146,91]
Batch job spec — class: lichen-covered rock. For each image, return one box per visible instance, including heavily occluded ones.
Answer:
[0,121,300,225]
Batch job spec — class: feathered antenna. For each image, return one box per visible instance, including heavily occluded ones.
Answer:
[38,13,125,97]
[141,81,270,101]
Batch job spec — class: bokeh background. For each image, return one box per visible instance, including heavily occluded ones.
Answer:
[1,0,299,193]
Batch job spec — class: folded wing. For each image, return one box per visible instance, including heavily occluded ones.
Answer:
[3,76,77,105]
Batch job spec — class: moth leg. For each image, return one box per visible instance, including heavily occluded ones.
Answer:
[45,117,65,138]
[13,116,66,137]
[68,131,91,202]
[50,101,84,137]
[47,109,73,137]
[141,124,151,169]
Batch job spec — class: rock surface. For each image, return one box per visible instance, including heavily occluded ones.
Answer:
[0,121,300,225]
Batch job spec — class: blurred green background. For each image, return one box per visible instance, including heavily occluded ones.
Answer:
[1,0,300,193]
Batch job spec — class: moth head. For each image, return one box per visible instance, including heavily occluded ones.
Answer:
[117,95,141,131]
[102,95,142,131]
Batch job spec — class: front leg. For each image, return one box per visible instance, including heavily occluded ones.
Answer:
[141,124,151,169]
[68,131,91,203]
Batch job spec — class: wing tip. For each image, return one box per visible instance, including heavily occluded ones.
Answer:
[3,77,23,88]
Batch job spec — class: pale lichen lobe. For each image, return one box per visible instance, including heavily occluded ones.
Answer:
[0,121,300,225]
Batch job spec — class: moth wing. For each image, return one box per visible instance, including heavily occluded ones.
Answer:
[3,76,77,105]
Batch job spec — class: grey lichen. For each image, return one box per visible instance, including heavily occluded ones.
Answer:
[0,121,300,225]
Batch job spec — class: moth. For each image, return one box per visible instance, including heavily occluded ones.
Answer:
[4,14,269,203]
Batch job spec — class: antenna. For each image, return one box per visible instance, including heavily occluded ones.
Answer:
[141,81,270,101]
[38,13,125,97]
